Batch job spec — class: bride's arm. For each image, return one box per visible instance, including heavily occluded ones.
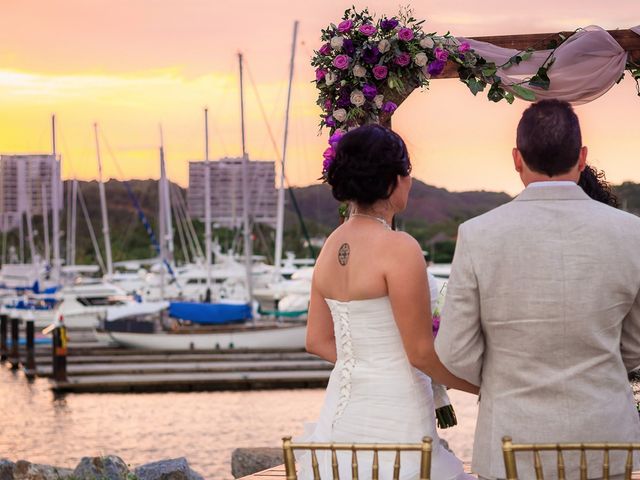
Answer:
[305,275,337,363]
[386,232,479,395]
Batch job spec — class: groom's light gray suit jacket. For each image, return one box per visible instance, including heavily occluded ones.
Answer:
[435,184,640,479]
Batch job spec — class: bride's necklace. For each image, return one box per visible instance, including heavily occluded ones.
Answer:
[350,213,392,231]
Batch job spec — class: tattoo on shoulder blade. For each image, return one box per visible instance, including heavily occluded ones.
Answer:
[338,243,350,266]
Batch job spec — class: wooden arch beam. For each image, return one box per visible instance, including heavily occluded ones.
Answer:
[438,29,640,79]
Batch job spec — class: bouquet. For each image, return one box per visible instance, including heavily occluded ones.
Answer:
[431,283,458,428]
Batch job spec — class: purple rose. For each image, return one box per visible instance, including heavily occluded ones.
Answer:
[395,52,411,67]
[329,130,344,148]
[319,43,331,56]
[358,24,377,36]
[432,314,440,336]
[315,68,326,81]
[338,19,353,33]
[325,115,336,128]
[361,45,380,64]
[323,98,333,111]
[337,88,352,107]
[342,38,355,55]
[372,65,388,80]
[397,28,414,42]
[434,47,449,62]
[332,54,350,70]
[323,146,335,168]
[362,84,377,100]
[458,42,471,53]
[427,59,446,76]
[380,18,399,31]
[382,101,397,113]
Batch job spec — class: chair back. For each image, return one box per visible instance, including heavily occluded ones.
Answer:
[282,436,433,480]
[502,436,640,480]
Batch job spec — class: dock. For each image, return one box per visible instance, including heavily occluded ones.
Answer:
[0,317,331,394]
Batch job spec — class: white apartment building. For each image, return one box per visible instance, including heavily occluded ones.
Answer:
[0,154,62,232]
[188,157,277,229]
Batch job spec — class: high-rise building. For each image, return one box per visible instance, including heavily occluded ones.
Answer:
[0,154,62,232]
[188,157,277,228]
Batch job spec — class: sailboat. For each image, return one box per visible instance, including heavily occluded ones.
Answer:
[104,35,307,350]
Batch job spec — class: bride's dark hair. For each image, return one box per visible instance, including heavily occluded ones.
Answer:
[578,165,619,208]
[326,124,411,206]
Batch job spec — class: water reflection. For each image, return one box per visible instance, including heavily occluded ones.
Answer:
[0,368,477,479]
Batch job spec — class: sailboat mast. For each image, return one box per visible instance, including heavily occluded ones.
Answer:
[160,131,174,261]
[70,179,78,265]
[94,123,114,278]
[238,53,253,303]
[51,115,61,281]
[274,21,299,279]
[158,126,167,300]
[204,108,212,292]
[41,184,50,264]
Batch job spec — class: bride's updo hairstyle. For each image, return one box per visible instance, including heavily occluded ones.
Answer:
[326,124,411,206]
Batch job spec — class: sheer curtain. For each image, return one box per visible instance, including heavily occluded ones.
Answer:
[460,25,640,104]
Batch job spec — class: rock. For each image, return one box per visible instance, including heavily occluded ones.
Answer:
[13,460,74,480]
[0,459,15,480]
[231,448,282,478]
[134,457,203,480]
[73,455,129,479]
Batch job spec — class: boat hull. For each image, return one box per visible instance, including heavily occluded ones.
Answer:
[104,324,306,350]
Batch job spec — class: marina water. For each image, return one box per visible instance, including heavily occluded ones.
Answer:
[0,367,477,479]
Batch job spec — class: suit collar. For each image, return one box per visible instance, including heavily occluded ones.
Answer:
[514,183,590,202]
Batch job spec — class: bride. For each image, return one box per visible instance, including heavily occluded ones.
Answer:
[300,124,478,480]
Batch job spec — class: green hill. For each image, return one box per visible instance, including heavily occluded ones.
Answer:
[2,178,638,267]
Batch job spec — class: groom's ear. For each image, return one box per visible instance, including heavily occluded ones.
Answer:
[512,148,523,173]
[577,146,588,172]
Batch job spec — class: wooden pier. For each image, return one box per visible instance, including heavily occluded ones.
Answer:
[0,315,331,393]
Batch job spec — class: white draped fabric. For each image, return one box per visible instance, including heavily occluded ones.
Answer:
[460,25,640,104]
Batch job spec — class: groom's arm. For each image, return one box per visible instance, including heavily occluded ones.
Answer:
[434,223,484,386]
[621,289,640,372]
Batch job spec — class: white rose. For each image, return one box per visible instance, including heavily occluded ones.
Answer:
[378,39,391,53]
[414,52,428,67]
[420,36,435,49]
[325,72,338,86]
[350,90,366,107]
[333,108,347,122]
[330,36,344,50]
[340,80,347,86]
[373,94,384,109]
[421,65,431,79]
[352,64,367,77]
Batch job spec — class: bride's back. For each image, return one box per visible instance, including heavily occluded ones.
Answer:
[314,219,398,302]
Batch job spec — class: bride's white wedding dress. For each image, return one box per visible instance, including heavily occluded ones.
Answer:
[297,296,472,480]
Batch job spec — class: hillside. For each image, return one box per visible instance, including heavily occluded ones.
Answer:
[291,180,512,229]
[4,178,639,266]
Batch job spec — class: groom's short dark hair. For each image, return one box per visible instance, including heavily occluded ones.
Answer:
[516,99,582,177]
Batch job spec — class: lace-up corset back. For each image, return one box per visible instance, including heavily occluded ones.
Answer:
[326,296,406,367]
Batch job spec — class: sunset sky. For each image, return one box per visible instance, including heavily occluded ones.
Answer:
[0,0,638,195]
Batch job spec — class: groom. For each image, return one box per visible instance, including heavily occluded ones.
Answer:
[435,99,640,479]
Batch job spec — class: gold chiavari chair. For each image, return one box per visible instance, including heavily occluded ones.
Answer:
[502,436,640,480]
[282,436,433,480]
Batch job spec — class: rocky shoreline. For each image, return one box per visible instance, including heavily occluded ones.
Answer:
[0,456,203,480]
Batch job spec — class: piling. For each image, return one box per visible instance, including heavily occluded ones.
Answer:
[0,314,7,362]
[24,319,36,379]
[52,325,68,382]
[10,316,19,369]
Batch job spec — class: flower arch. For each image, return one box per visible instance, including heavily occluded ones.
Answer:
[312,8,640,176]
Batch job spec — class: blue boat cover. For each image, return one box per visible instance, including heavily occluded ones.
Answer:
[169,301,252,325]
